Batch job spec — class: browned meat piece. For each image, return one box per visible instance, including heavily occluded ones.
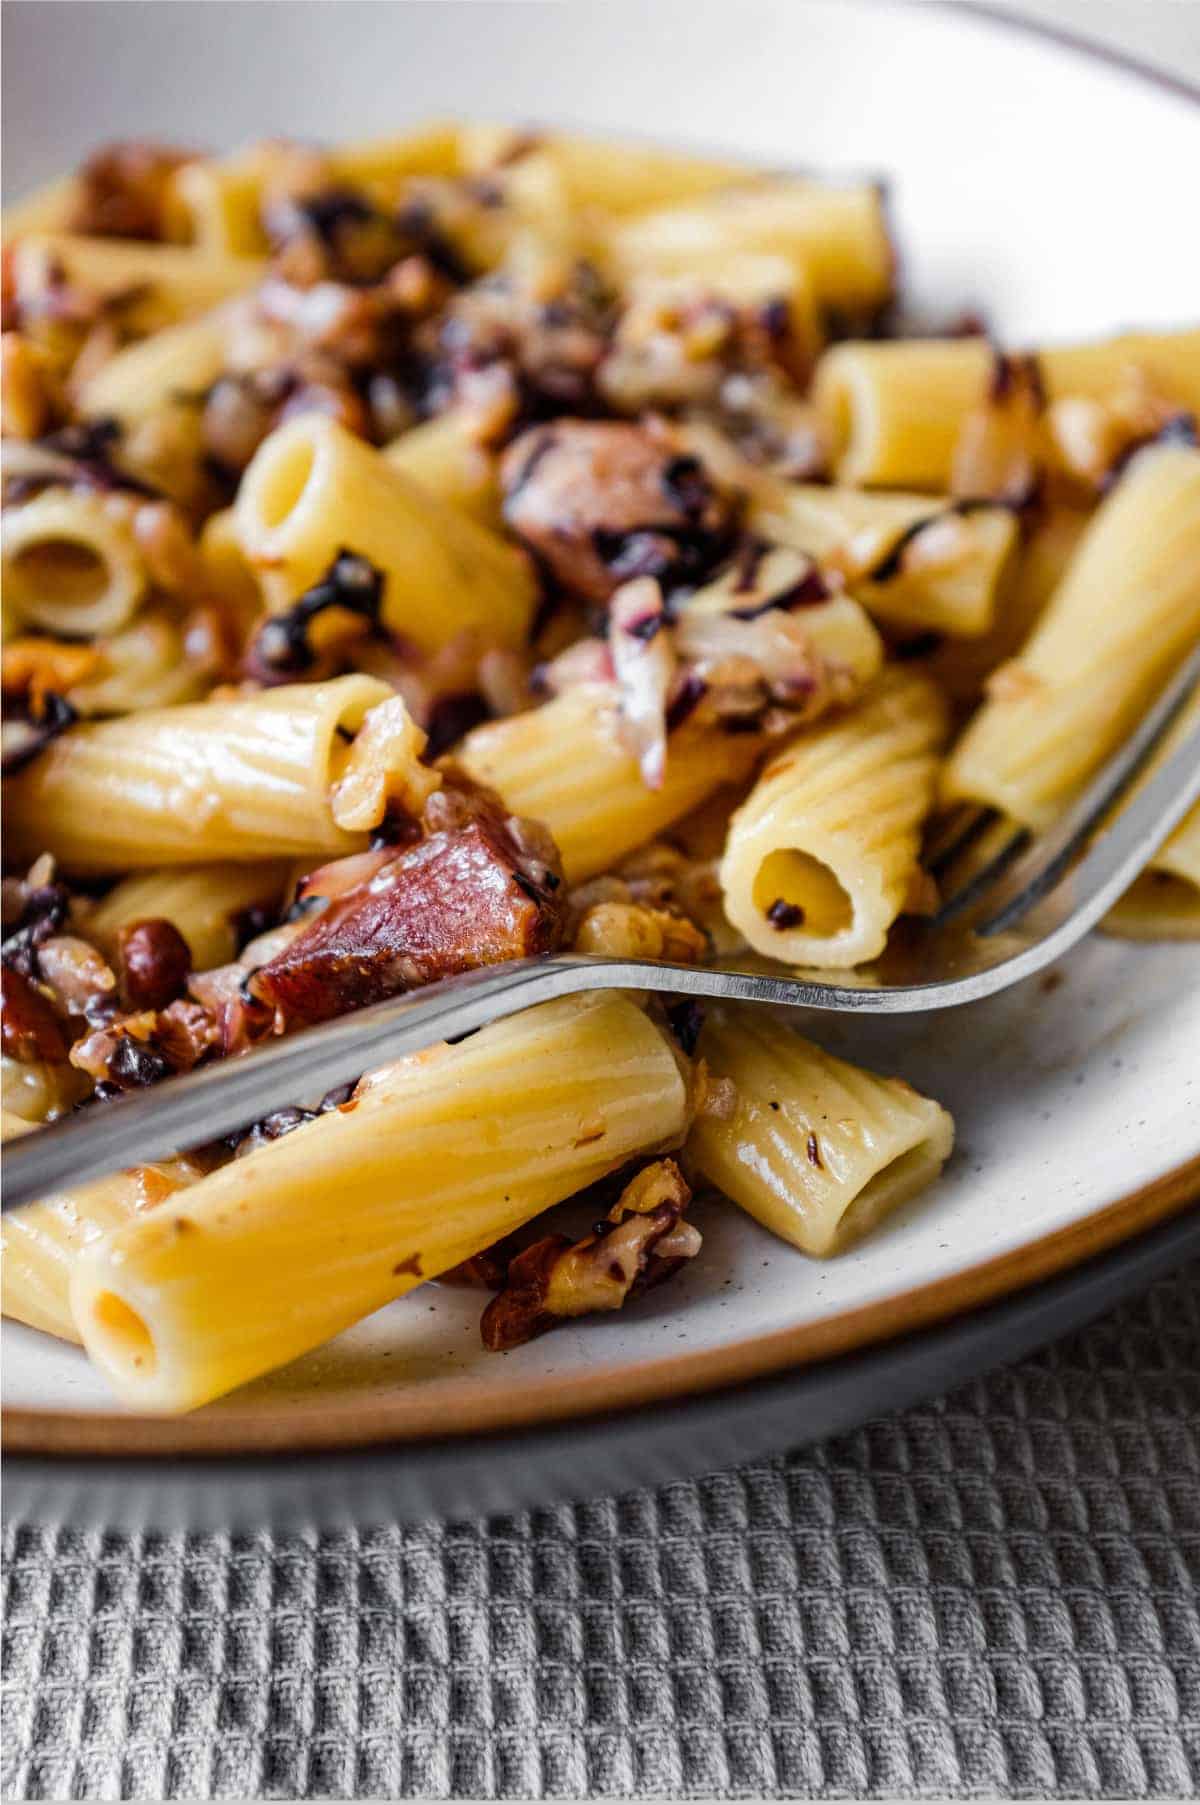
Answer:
[1,965,68,1064]
[117,918,193,1012]
[247,794,565,1029]
[69,141,195,241]
[480,1158,700,1349]
[500,420,735,604]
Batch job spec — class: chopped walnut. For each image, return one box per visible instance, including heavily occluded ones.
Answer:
[572,899,708,963]
[480,1158,700,1349]
[70,141,196,241]
[600,279,816,425]
[71,998,220,1091]
[31,934,117,1017]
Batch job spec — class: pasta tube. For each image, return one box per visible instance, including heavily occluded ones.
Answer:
[461,125,745,215]
[611,180,894,313]
[74,313,228,428]
[235,415,537,652]
[720,670,948,967]
[330,121,462,200]
[815,329,1200,487]
[85,862,292,970]
[457,684,765,883]
[754,485,1018,637]
[1103,695,1200,943]
[942,444,1200,828]
[198,506,264,624]
[66,608,215,716]
[688,1005,954,1256]
[166,147,277,254]
[384,412,502,527]
[930,504,1090,706]
[4,675,424,871]
[68,993,691,1411]
[2,1154,200,1344]
[1,488,147,637]
[10,233,262,334]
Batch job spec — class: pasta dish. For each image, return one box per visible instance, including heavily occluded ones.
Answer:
[2,125,1197,1413]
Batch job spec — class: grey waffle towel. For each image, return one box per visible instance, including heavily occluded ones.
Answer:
[3,1263,1198,1802]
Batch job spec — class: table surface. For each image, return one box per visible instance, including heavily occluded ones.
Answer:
[4,1263,1198,1801]
[4,5,1199,1801]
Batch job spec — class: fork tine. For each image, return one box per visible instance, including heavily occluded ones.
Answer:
[931,817,1030,926]
[973,639,1200,939]
[924,802,1000,877]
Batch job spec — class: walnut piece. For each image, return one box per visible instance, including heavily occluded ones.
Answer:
[479,1157,700,1350]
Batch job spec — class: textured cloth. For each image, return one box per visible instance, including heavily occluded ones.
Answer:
[3,1263,1199,1803]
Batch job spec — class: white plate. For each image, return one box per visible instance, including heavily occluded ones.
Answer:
[3,0,1199,1462]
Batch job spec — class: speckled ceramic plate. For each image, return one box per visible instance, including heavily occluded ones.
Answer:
[3,0,1198,1524]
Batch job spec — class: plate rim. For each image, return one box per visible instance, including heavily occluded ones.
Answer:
[4,0,1198,1464]
[7,1151,1198,1458]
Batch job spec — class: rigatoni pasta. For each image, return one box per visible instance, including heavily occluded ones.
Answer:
[235,415,537,651]
[815,328,1200,488]
[4,676,428,870]
[1,487,148,637]
[458,683,766,883]
[1,1154,202,1344]
[10,232,263,334]
[688,1006,955,1256]
[753,484,1018,637]
[720,670,947,966]
[942,444,1200,828]
[611,180,895,314]
[68,993,691,1410]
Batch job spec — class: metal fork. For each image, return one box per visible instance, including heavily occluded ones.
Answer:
[5,643,1199,1212]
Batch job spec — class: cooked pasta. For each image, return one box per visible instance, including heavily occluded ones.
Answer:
[942,444,1200,827]
[816,328,1200,488]
[66,607,216,715]
[611,180,895,313]
[74,313,229,426]
[384,412,503,527]
[1,487,147,637]
[1102,695,1200,943]
[2,1155,202,1344]
[235,415,537,650]
[68,993,691,1410]
[753,484,1018,637]
[720,670,947,967]
[462,125,746,215]
[4,675,427,870]
[168,125,462,252]
[10,232,263,334]
[458,684,766,882]
[688,1005,955,1256]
